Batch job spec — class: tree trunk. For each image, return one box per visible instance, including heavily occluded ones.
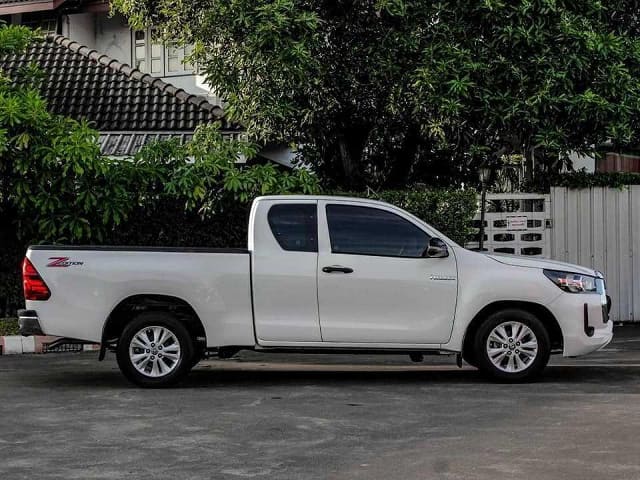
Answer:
[385,127,420,188]
[337,126,370,189]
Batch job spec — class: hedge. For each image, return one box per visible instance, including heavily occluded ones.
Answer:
[550,171,640,189]
[524,171,640,191]
[0,188,476,317]
[0,318,19,336]
[337,189,478,246]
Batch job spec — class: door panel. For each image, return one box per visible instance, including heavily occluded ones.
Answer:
[252,200,321,342]
[317,201,458,344]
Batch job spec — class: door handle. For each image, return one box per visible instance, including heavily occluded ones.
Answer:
[322,265,354,274]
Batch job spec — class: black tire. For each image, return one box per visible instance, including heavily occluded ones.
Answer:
[474,308,550,382]
[116,311,195,388]
[190,347,204,369]
[462,352,478,369]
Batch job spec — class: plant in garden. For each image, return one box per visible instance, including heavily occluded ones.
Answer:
[1,25,137,242]
[112,0,640,188]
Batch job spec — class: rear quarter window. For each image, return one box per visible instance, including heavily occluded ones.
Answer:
[267,204,318,252]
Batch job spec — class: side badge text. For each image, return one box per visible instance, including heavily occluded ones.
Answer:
[47,257,84,268]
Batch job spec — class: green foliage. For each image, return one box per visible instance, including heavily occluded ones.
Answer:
[337,188,478,245]
[411,1,640,179]
[112,0,640,188]
[158,124,319,210]
[0,22,34,55]
[549,171,640,189]
[0,318,19,336]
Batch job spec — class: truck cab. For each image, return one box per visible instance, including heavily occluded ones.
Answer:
[250,196,458,346]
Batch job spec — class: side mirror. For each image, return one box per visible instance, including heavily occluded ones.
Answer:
[424,237,449,258]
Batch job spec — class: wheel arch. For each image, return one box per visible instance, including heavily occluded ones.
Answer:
[101,294,206,355]
[462,300,563,361]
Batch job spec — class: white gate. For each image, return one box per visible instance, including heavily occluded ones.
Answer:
[550,186,640,322]
[466,193,551,258]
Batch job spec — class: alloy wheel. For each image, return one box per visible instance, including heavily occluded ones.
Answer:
[129,326,182,378]
[485,321,539,373]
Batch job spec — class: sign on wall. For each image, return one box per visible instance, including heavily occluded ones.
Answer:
[507,216,528,231]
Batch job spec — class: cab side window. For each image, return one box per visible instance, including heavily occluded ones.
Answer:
[268,204,318,252]
[326,204,429,258]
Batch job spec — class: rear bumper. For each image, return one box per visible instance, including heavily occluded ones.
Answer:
[17,310,44,336]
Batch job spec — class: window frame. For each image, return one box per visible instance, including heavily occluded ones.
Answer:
[20,12,58,34]
[267,203,318,253]
[131,29,195,77]
[324,203,431,259]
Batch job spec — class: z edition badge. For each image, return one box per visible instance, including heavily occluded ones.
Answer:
[46,257,84,267]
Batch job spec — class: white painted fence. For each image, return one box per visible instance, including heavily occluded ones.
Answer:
[466,193,551,258]
[550,186,640,323]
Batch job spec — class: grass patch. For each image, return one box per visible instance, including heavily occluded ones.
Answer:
[0,318,19,336]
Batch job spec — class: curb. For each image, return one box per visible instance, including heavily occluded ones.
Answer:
[0,336,100,355]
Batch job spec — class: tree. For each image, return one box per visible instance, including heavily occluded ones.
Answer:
[1,24,133,242]
[112,0,640,188]
[410,1,640,182]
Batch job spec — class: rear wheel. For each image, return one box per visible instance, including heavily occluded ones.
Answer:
[116,311,194,387]
[474,309,550,382]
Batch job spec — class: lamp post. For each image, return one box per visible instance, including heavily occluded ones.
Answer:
[478,166,492,252]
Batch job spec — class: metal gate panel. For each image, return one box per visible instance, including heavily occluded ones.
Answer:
[550,186,640,322]
[632,186,640,323]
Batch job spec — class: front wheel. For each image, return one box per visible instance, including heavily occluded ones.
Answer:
[474,309,550,382]
[116,311,194,387]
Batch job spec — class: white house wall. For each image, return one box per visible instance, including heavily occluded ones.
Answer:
[567,152,596,172]
[61,12,95,48]
[94,14,132,66]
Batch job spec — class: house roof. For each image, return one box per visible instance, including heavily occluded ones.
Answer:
[0,33,234,133]
[0,0,66,14]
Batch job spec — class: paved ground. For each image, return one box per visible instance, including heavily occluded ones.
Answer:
[1,326,640,480]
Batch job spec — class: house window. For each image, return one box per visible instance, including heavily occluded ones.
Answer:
[21,12,58,34]
[132,29,194,76]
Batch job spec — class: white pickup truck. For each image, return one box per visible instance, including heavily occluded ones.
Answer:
[19,195,612,386]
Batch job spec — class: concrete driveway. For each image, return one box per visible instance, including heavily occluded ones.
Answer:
[1,326,639,480]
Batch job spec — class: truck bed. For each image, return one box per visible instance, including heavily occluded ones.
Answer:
[25,246,255,346]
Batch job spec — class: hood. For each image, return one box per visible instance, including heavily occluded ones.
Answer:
[486,254,598,276]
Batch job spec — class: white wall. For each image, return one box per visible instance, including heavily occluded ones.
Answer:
[62,13,95,48]
[95,13,132,65]
[567,152,596,172]
[166,75,210,97]
[61,12,216,99]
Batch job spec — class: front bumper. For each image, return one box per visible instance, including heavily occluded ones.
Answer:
[17,310,44,336]
[547,294,613,357]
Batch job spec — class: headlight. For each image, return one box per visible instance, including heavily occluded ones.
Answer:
[543,269,602,294]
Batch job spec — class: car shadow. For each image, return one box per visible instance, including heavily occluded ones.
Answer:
[33,362,640,393]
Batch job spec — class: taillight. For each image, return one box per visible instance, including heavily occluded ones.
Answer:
[22,257,51,301]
